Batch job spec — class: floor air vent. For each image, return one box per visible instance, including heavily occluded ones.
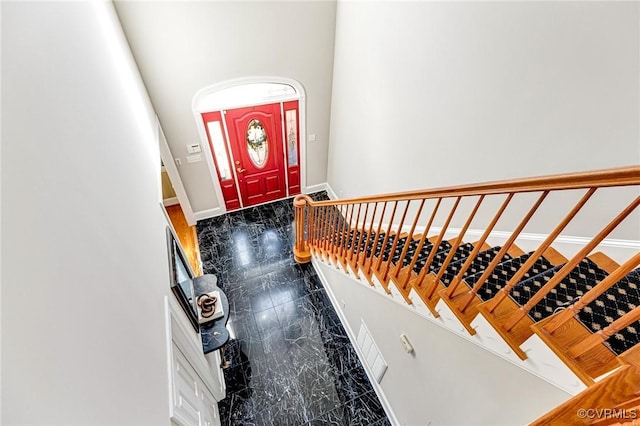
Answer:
[356,320,388,383]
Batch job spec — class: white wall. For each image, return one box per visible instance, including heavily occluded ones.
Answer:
[317,262,571,425]
[113,1,337,214]
[2,2,171,424]
[328,1,640,240]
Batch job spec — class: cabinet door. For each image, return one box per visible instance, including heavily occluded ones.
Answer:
[200,384,221,426]
[172,344,202,426]
[205,350,226,401]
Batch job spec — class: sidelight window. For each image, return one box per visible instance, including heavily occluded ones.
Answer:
[206,120,231,180]
[285,109,298,166]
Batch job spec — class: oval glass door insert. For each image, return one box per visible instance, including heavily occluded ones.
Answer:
[246,119,268,168]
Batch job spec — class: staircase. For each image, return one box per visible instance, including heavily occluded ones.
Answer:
[293,166,640,424]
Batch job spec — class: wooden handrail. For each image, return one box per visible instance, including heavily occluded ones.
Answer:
[304,166,639,207]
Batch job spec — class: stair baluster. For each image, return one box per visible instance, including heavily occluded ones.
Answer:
[424,195,485,301]
[414,197,461,291]
[443,191,548,333]
[350,202,369,265]
[504,196,640,333]
[367,201,388,277]
[375,201,399,273]
[393,199,425,279]
[358,202,378,268]
[380,200,411,283]
[543,252,640,335]
[348,203,364,265]
[401,198,442,288]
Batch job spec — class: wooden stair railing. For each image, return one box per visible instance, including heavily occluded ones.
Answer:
[293,166,640,388]
[476,195,640,359]
[295,166,640,266]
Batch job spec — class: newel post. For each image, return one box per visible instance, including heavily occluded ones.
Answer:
[293,195,313,263]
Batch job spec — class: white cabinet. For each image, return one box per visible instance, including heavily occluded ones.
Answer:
[170,343,221,426]
[166,296,224,426]
[200,380,221,426]
[205,350,226,401]
[171,344,206,425]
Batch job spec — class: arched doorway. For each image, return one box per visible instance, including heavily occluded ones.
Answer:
[193,77,306,212]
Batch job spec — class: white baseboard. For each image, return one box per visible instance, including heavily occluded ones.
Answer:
[304,183,329,195]
[312,258,401,426]
[193,207,226,221]
[192,186,330,223]
[325,183,338,200]
[163,197,179,206]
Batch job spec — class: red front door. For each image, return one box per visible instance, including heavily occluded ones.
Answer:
[224,103,287,207]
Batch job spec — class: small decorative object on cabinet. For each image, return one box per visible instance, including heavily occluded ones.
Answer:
[197,291,224,323]
[193,274,231,353]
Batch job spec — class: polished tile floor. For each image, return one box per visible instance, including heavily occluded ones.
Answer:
[196,193,390,426]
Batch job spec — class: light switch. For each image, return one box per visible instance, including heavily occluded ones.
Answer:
[174,158,182,166]
[308,134,316,142]
[187,143,201,154]
[187,154,202,163]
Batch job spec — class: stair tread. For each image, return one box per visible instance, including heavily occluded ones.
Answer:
[471,252,556,302]
[384,236,409,261]
[399,241,432,266]
[576,268,640,356]
[403,240,436,267]
[413,241,471,275]
[433,242,476,274]
[510,258,606,323]
[440,246,512,287]
[388,237,431,266]
[376,235,404,260]
[364,232,388,257]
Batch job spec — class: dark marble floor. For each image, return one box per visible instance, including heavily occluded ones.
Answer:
[196,193,390,426]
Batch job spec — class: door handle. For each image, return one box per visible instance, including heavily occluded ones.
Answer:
[236,167,246,173]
